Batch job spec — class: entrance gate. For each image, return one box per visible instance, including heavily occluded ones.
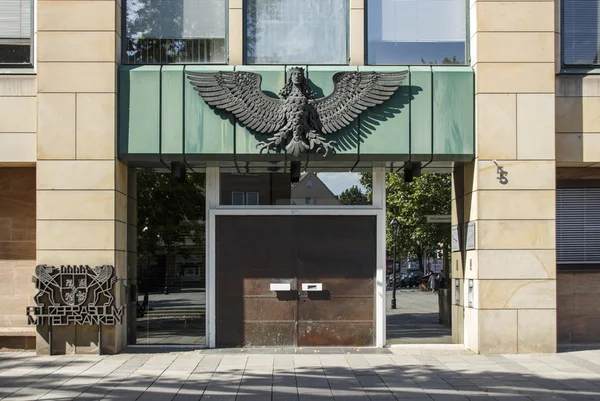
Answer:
[215,215,376,347]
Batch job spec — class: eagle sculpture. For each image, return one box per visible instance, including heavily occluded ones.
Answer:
[186,68,408,157]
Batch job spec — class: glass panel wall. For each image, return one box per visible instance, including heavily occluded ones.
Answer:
[367,0,466,65]
[245,0,348,64]
[219,171,371,206]
[135,170,206,345]
[124,0,226,64]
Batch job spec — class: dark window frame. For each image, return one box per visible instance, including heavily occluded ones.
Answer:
[557,179,600,272]
[231,191,245,205]
[246,191,259,205]
[561,0,600,68]
[0,0,34,68]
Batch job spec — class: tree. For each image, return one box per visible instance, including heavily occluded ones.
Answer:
[360,172,451,272]
[124,0,226,64]
[339,185,369,205]
[420,56,462,65]
[137,172,206,258]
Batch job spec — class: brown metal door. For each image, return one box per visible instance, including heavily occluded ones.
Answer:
[216,215,376,347]
[295,216,376,346]
[216,215,297,346]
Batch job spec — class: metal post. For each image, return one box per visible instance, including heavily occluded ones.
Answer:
[48,323,52,356]
[98,324,102,355]
[164,258,169,295]
[391,233,397,309]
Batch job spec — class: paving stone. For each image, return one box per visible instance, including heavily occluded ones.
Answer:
[5,348,600,400]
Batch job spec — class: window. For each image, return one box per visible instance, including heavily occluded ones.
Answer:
[557,186,600,267]
[304,197,311,205]
[245,0,348,64]
[246,192,259,205]
[563,0,600,65]
[366,0,466,65]
[124,0,226,64]
[307,180,313,188]
[0,0,32,65]
[232,192,245,205]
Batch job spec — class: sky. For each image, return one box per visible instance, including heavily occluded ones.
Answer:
[318,173,366,196]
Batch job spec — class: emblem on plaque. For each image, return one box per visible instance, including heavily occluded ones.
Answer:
[187,68,408,157]
[27,265,124,326]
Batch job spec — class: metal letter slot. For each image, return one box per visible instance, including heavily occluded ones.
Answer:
[270,283,291,291]
[301,283,323,292]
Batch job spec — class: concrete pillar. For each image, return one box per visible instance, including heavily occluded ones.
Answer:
[228,0,243,65]
[35,0,128,354]
[452,0,557,353]
[349,0,365,66]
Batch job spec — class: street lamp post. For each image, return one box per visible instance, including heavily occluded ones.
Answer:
[390,217,400,309]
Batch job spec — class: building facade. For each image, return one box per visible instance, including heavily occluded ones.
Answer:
[0,0,594,354]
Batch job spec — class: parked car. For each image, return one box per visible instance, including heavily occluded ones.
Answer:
[387,267,423,288]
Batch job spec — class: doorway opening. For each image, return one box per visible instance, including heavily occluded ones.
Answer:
[133,169,206,345]
[385,171,453,345]
[213,170,377,347]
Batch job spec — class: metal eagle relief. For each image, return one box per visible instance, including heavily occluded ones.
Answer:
[27,265,124,326]
[186,68,408,157]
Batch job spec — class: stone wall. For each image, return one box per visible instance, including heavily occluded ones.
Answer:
[35,0,130,354]
[0,77,36,165]
[0,168,36,347]
[452,0,557,353]
[556,76,600,165]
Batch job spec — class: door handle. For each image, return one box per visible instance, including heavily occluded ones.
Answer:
[301,283,323,291]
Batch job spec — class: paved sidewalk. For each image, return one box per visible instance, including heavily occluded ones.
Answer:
[1,347,600,400]
[386,289,452,344]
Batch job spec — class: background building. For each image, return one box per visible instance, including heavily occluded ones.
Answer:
[291,173,340,206]
[0,0,592,354]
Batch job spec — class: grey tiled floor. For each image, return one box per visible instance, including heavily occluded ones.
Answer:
[386,289,452,344]
[2,347,600,400]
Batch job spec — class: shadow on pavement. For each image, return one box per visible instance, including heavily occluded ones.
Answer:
[2,351,600,400]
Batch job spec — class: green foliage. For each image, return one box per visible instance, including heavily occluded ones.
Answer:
[137,172,206,257]
[338,185,369,205]
[361,172,451,265]
[420,56,461,65]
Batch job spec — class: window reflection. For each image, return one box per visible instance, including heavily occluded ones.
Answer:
[245,0,348,64]
[124,0,226,64]
[135,171,206,345]
[367,0,466,65]
[220,172,370,206]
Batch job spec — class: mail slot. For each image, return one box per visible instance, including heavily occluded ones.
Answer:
[301,283,323,291]
[270,283,291,291]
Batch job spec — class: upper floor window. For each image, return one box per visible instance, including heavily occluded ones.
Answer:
[366,0,466,65]
[0,0,32,66]
[563,0,600,66]
[124,0,226,64]
[245,0,348,64]
[232,192,245,205]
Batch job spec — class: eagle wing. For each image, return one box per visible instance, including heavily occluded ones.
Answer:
[186,71,287,134]
[311,71,408,134]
